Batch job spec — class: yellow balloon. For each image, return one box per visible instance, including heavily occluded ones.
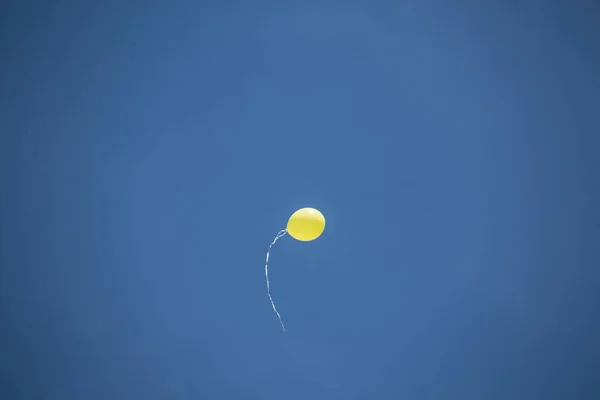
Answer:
[286,207,326,241]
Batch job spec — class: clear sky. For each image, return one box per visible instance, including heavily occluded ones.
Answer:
[1,1,599,399]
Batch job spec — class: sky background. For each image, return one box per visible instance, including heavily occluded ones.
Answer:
[1,1,599,399]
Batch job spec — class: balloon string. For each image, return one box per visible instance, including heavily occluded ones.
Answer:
[265,229,288,331]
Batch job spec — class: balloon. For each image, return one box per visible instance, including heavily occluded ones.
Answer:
[264,207,326,331]
[286,207,326,241]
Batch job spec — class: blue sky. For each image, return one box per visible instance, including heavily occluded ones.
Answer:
[1,1,599,399]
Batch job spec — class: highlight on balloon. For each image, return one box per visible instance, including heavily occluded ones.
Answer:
[264,207,326,331]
